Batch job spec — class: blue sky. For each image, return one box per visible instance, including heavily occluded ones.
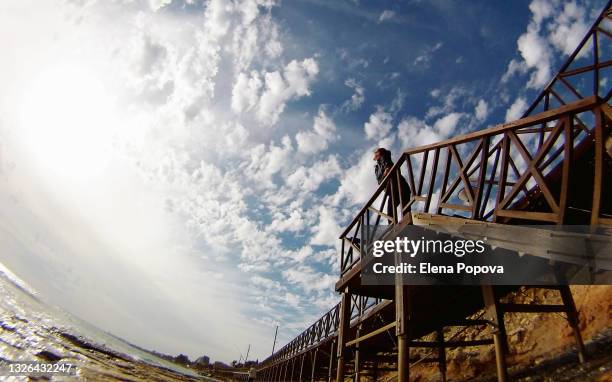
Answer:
[0,0,606,362]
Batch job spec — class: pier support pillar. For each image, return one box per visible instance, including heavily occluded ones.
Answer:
[283,359,289,382]
[336,291,351,381]
[354,325,361,381]
[311,348,318,382]
[395,250,411,381]
[559,285,587,363]
[482,285,509,382]
[299,353,305,381]
[437,327,447,382]
[397,333,409,382]
[327,340,335,382]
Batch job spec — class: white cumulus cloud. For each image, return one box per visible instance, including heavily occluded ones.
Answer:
[548,2,590,56]
[231,71,263,113]
[341,78,365,112]
[295,110,338,154]
[398,117,443,150]
[364,108,393,140]
[257,58,319,126]
[503,0,593,90]
[433,112,463,136]
[474,99,489,122]
[310,206,341,247]
[506,97,528,122]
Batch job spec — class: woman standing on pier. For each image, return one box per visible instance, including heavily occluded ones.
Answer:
[373,147,411,222]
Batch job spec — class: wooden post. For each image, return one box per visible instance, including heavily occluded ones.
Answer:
[311,348,318,382]
[283,359,289,382]
[558,116,574,223]
[591,107,604,225]
[328,340,335,382]
[437,327,447,382]
[397,333,409,382]
[482,285,508,382]
[291,356,296,382]
[354,325,361,381]
[436,148,451,214]
[494,135,510,222]
[272,364,278,382]
[372,358,378,382]
[395,247,411,381]
[472,136,489,219]
[336,292,351,381]
[559,285,587,363]
[395,281,410,379]
[299,353,305,381]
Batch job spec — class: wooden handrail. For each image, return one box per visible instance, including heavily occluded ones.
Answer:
[339,96,600,240]
[404,96,599,155]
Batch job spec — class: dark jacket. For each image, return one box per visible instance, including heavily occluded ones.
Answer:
[374,152,411,213]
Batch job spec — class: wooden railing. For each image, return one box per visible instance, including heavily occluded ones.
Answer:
[258,295,383,368]
[339,96,611,275]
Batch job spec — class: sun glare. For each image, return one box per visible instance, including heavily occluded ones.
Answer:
[17,64,117,183]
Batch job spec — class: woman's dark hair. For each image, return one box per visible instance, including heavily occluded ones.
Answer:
[376,147,392,162]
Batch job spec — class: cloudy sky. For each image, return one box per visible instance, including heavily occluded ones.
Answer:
[0,0,606,362]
